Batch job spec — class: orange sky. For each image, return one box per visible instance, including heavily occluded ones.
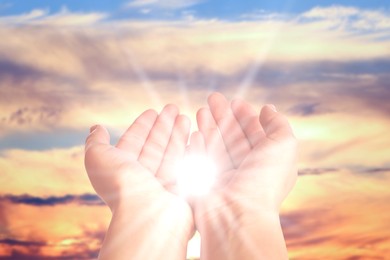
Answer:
[0,4,390,259]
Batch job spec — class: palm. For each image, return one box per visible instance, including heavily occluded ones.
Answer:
[85,105,194,235]
[192,93,297,225]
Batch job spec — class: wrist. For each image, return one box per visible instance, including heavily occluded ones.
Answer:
[99,195,194,260]
[114,193,195,244]
[194,190,280,235]
[196,194,287,260]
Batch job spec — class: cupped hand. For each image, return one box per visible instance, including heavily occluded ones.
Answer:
[191,92,298,233]
[84,105,195,243]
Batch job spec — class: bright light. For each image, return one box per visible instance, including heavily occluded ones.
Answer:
[175,154,217,197]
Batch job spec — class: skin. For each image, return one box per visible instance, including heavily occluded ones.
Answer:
[84,104,194,260]
[191,93,298,260]
[84,92,297,260]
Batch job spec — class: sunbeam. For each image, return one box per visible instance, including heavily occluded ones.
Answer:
[236,1,296,99]
[236,22,285,99]
[99,191,191,259]
[121,46,163,109]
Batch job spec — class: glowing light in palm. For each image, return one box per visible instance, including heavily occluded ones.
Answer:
[175,154,217,197]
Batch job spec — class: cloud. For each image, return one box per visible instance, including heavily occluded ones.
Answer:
[0,237,100,259]
[78,194,105,206]
[240,9,291,21]
[298,167,339,176]
[0,8,388,158]
[356,167,390,175]
[281,175,390,258]
[288,103,320,116]
[0,9,48,24]
[284,218,390,258]
[0,59,49,84]
[0,197,109,259]
[0,7,107,26]
[0,6,389,169]
[297,167,390,177]
[126,0,203,10]
[0,239,46,247]
[3,106,62,127]
[300,5,390,32]
[0,147,92,196]
[0,194,104,207]
[302,5,359,19]
[0,201,10,237]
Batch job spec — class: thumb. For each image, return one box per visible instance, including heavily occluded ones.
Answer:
[259,105,295,141]
[85,125,110,153]
[84,125,111,179]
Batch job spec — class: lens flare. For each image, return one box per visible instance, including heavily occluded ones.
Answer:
[175,154,217,197]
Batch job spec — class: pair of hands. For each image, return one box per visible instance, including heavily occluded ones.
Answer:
[84,92,297,259]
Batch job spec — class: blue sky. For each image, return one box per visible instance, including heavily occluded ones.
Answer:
[0,0,389,20]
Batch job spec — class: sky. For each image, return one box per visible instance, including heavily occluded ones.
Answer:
[0,0,390,259]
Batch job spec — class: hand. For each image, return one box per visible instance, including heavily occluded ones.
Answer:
[191,93,297,259]
[84,105,194,259]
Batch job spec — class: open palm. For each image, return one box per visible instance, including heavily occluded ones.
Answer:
[84,105,195,259]
[191,93,297,236]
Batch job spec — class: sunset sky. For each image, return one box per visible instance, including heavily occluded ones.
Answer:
[0,0,390,259]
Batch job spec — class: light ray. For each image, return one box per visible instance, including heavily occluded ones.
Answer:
[235,3,295,99]
[235,23,285,99]
[176,74,192,115]
[119,43,163,109]
[100,190,190,259]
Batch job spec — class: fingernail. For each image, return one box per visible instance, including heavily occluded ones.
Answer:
[90,125,99,133]
[266,104,277,112]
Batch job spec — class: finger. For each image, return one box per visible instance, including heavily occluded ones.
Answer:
[196,107,234,172]
[187,131,206,155]
[207,92,251,168]
[85,125,111,171]
[116,109,158,160]
[259,105,295,141]
[156,114,190,186]
[138,104,179,174]
[231,99,265,147]
[85,125,110,152]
